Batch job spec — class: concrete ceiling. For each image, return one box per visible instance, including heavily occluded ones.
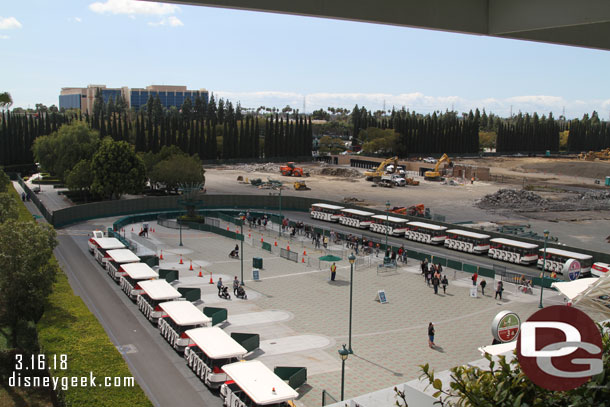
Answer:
[162,0,610,51]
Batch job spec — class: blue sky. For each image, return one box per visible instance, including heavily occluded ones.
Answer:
[2,0,610,118]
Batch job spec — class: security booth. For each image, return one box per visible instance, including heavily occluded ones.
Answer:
[220,360,299,407]
[158,301,211,353]
[137,279,183,323]
[119,263,158,300]
[87,230,105,253]
[106,249,140,281]
[184,327,247,389]
[93,238,125,267]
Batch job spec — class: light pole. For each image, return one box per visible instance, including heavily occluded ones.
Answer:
[385,200,390,261]
[239,212,245,286]
[278,187,282,238]
[348,253,356,353]
[338,344,349,401]
[179,219,183,246]
[538,229,549,308]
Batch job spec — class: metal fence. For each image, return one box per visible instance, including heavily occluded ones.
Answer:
[321,390,339,406]
[280,248,299,263]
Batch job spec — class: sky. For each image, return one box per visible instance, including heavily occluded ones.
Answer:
[2,0,610,119]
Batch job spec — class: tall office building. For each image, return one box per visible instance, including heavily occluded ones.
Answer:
[59,84,209,114]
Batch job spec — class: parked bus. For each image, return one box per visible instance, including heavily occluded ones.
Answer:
[537,247,593,275]
[158,301,211,352]
[87,230,105,253]
[339,209,375,228]
[220,360,298,407]
[120,263,158,300]
[405,221,447,244]
[488,238,539,265]
[370,215,409,236]
[444,229,491,254]
[137,280,182,323]
[184,327,247,389]
[106,249,140,281]
[310,203,344,222]
[93,238,125,267]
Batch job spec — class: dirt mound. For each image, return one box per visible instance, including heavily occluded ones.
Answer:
[521,160,610,180]
[237,163,280,173]
[477,189,548,209]
[477,188,610,212]
[315,167,362,178]
[343,196,365,204]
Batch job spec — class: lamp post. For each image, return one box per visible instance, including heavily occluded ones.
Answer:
[179,220,183,246]
[385,200,390,260]
[278,187,282,238]
[538,229,549,308]
[338,344,349,401]
[348,253,356,353]
[239,212,245,286]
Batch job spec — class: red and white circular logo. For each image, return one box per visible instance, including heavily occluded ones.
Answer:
[517,305,603,391]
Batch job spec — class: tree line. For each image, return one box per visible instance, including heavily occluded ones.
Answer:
[567,111,610,152]
[496,112,561,152]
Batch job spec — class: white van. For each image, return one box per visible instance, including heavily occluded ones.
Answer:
[119,263,158,300]
[93,238,125,267]
[184,327,247,389]
[137,280,182,323]
[106,249,140,281]
[87,230,105,253]
[220,360,298,407]
[158,301,211,352]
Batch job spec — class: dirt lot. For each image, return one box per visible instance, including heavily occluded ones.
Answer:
[203,157,610,252]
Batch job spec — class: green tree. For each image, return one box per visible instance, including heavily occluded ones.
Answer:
[91,139,146,199]
[0,92,13,109]
[0,219,57,347]
[0,192,18,223]
[318,135,346,154]
[149,154,205,192]
[65,159,94,200]
[0,168,10,191]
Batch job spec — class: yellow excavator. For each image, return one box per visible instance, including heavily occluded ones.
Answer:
[424,153,452,181]
[364,156,398,181]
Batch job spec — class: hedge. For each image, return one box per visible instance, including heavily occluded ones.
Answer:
[37,265,152,407]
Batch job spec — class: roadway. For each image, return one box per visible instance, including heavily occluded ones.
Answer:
[54,226,221,407]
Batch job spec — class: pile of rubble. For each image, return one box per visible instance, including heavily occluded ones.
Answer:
[343,196,365,204]
[577,191,610,200]
[315,167,362,178]
[477,189,548,209]
[237,163,280,173]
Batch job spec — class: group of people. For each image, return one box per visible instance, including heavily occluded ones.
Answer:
[245,211,268,229]
[471,271,505,299]
[216,276,247,299]
[421,259,449,295]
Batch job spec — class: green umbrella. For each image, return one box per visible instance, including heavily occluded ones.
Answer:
[318,254,342,262]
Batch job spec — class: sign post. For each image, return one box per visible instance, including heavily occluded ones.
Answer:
[563,259,582,281]
[376,290,388,304]
[491,310,521,343]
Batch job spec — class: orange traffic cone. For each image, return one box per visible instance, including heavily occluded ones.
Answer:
[227,226,230,231]
[274,241,277,247]
[261,237,264,243]
[159,250,163,260]
[189,261,193,271]
[152,228,155,233]
[198,270,203,277]
[303,250,307,256]
[287,245,290,251]
[302,257,305,263]
[179,255,183,265]
[209,273,214,284]
[248,233,251,238]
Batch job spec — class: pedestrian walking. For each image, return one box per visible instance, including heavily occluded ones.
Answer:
[480,279,487,296]
[432,273,440,294]
[330,262,337,281]
[323,236,328,249]
[428,322,435,348]
[217,278,224,296]
[425,269,432,287]
[233,276,240,296]
[441,275,448,294]
[495,280,504,300]
[471,271,478,286]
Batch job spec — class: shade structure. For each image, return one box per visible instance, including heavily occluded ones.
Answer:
[318,255,342,262]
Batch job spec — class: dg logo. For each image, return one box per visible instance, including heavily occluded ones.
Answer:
[517,305,603,391]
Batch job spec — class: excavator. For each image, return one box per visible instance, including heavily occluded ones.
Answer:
[364,156,398,181]
[424,153,452,181]
[280,162,309,177]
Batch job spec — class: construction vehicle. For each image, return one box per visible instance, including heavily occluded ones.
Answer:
[364,156,398,181]
[280,162,309,177]
[389,204,431,218]
[424,153,452,181]
[293,181,310,190]
[405,177,420,186]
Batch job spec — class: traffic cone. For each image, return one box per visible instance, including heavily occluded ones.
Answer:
[261,237,264,243]
[179,255,183,265]
[198,269,203,277]
[159,250,163,260]
[303,250,307,256]
[302,257,305,263]
[189,261,193,271]
[209,273,214,284]
[274,241,277,247]
[227,226,230,231]
[248,233,251,238]
[152,228,155,233]
[287,245,290,251]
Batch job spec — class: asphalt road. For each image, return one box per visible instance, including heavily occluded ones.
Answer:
[54,227,221,407]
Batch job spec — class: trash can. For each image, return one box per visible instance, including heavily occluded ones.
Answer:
[606,176,610,186]
[545,150,550,157]
[253,257,263,269]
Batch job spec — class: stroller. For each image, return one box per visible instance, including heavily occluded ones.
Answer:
[235,285,247,300]
[229,249,239,259]
[219,286,231,300]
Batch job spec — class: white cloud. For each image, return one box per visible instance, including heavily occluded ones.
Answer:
[213,90,609,119]
[68,17,82,23]
[89,0,179,16]
[148,16,184,27]
[0,16,22,30]
[0,35,9,40]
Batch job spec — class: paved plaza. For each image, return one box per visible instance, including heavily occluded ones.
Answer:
[68,216,584,407]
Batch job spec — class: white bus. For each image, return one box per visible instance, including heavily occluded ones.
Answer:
[93,238,125,267]
[220,360,298,407]
[310,203,344,222]
[158,301,211,352]
[120,263,158,300]
[339,209,375,228]
[137,280,182,323]
[87,230,105,253]
[405,221,447,244]
[184,327,247,389]
[106,249,140,281]
[488,238,539,265]
[537,248,593,275]
[370,214,409,236]
[445,229,491,254]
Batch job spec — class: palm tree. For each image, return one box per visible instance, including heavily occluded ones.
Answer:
[0,92,13,109]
